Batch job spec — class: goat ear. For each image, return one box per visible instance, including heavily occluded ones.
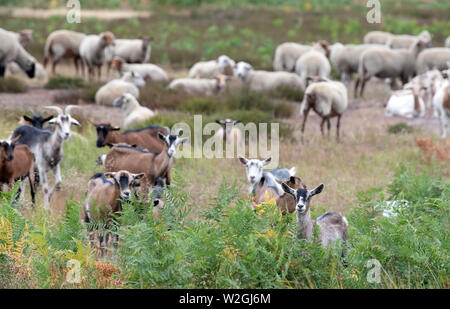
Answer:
[157,132,166,142]
[177,137,188,145]
[133,173,145,180]
[104,172,116,180]
[23,115,33,122]
[289,176,296,183]
[281,183,296,197]
[71,118,81,127]
[10,135,20,144]
[106,143,114,148]
[262,157,272,166]
[310,184,324,197]
[43,116,54,123]
[48,118,57,124]
[238,155,248,165]
[112,126,121,131]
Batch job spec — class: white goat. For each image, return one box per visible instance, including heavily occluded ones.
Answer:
[113,93,156,128]
[10,106,81,209]
[385,89,425,118]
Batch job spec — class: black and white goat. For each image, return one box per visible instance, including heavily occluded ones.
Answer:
[19,109,54,130]
[10,105,81,209]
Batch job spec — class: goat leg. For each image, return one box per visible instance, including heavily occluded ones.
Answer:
[54,164,62,192]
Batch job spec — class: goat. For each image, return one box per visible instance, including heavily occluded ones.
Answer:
[281,182,348,256]
[10,105,81,209]
[82,171,144,257]
[19,109,54,130]
[0,136,35,205]
[103,129,188,194]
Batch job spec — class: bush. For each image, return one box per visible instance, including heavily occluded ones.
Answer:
[388,122,414,134]
[44,77,85,89]
[0,77,28,93]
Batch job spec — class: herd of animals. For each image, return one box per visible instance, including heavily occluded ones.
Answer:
[0,25,450,257]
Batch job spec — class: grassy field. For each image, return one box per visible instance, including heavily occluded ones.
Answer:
[0,0,449,289]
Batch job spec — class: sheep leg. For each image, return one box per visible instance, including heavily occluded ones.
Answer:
[73,57,79,76]
[320,118,326,136]
[0,64,5,77]
[97,65,102,81]
[354,77,360,98]
[360,76,369,98]
[327,118,331,138]
[301,108,310,144]
[336,115,342,142]
[52,57,61,75]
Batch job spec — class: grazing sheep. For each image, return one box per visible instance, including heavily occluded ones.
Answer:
[295,43,331,86]
[113,93,156,128]
[0,28,35,78]
[113,37,153,64]
[43,30,87,75]
[168,74,231,96]
[273,42,312,72]
[111,56,168,83]
[355,39,428,97]
[300,77,348,142]
[416,48,450,74]
[0,137,35,205]
[8,29,34,47]
[330,43,378,81]
[281,182,348,254]
[188,55,235,78]
[387,31,432,49]
[385,89,425,118]
[79,31,115,80]
[95,71,145,106]
[7,60,46,80]
[432,79,450,138]
[363,31,393,45]
[82,171,143,257]
[235,61,304,93]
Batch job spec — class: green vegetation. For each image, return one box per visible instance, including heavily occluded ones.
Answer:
[0,77,28,93]
[388,122,414,135]
[44,76,85,89]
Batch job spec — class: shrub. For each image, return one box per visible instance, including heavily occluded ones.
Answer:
[44,77,85,89]
[0,77,28,93]
[388,122,414,134]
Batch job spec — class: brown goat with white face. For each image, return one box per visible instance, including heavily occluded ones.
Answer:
[103,130,188,194]
[0,137,35,205]
[281,182,348,256]
[82,171,144,257]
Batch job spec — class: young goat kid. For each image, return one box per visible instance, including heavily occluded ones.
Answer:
[10,105,81,209]
[281,181,348,255]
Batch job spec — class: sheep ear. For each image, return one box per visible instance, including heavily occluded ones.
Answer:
[238,155,248,165]
[262,157,272,166]
[309,184,324,197]
[281,183,296,197]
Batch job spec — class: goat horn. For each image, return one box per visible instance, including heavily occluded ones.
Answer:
[65,105,79,116]
[44,106,63,115]
[39,110,47,117]
[29,108,37,117]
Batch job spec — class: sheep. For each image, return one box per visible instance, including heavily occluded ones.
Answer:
[79,31,115,80]
[43,30,87,75]
[416,48,450,74]
[168,74,231,96]
[237,156,296,195]
[19,109,54,130]
[0,136,35,205]
[95,71,145,106]
[387,30,432,49]
[235,61,304,93]
[446,36,450,49]
[432,79,450,138]
[188,55,235,78]
[281,182,348,254]
[112,37,153,64]
[7,29,34,47]
[112,93,156,129]
[111,56,168,83]
[7,60,46,80]
[273,42,312,72]
[82,171,144,257]
[363,31,393,45]
[10,105,81,209]
[385,89,425,118]
[103,129,188,194]
[330,43,378,81]
[355,39,428,97]
[295,43,331,87]
[0,28,35,78]
[300,77,348,142]
[214,119,243,150]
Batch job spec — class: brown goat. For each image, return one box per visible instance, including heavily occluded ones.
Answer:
[0,137,35,205]
[103,130,188,194]
[82,171,144,257]
[253,175,305,215]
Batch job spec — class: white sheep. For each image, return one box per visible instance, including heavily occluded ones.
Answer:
[295,43,331,87]
[188,55,235,78]
[235,61,304,93]
[95,71,145,106]
[168,74,231,96]
[363,31,393,45]
[385,89,425,118]
[416,48,450,74]
[273,42,312,72]
[113,93,156,128]
[111,56,168,83]
[355,39,428,97]
[387,31,432,49]
[432,79,449,138]
[330,43,377,81]
[0,28,35,78]
[43,30,87,75]
[300,77,348,142]
[113,37,152,64]
[79,31,115,80]
[7,29,34,47]
[7,59,46,80]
